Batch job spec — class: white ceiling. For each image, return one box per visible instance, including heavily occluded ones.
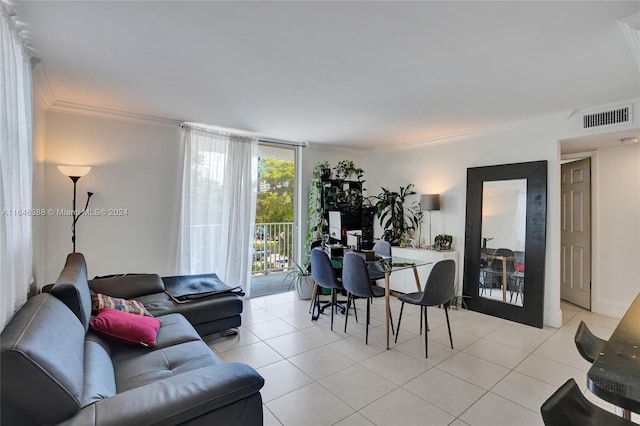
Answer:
[13,1,640,149]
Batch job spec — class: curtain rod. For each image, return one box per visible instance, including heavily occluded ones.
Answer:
[180,122,306,148]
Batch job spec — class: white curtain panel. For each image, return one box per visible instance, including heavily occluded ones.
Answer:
[0,3,34,330]
[177,126,257,297]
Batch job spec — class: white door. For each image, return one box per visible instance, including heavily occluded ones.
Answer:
[560,158,591,309]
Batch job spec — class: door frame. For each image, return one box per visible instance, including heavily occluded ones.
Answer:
[561,151,598,312]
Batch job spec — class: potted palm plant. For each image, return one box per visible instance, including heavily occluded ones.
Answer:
[374,184,419,245]
[284,263,314,300]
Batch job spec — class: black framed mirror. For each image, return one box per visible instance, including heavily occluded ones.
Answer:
[463,161,547,328]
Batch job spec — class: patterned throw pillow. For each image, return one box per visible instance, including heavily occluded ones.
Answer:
[91,293,152,317]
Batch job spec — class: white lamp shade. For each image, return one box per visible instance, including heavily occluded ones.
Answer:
[420,194,441,211]
[57,165,91,178]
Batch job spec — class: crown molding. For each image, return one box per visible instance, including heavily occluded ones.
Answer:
[372,110,572,154]
[306,141,363,156]
[47,100,180,127]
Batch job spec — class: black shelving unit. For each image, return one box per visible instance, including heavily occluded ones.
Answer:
[320,179,374,250]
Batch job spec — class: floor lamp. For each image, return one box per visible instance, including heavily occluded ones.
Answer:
[420,194,440,248]
[57,166,94,252]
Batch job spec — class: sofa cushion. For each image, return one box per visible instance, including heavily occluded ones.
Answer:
[82,333,117,407]
[90,308,162,347]
[89,274,165,299]
[109,314,203,363]
[1,294,86,425]
[91,293,152,316]
[113,340,221,392]
[51,252,93,331]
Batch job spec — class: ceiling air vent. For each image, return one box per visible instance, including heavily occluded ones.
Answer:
[582,105,632,130]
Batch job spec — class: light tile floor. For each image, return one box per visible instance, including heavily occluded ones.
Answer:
[205,291,630,426]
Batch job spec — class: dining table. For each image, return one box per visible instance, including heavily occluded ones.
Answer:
[587,292,640,418]
[364,255,433,349]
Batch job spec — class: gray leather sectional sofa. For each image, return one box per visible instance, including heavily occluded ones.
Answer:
[1,253,264,425]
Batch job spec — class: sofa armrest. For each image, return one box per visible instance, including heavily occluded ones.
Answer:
[58,363,264,426]
[89,274,165,299]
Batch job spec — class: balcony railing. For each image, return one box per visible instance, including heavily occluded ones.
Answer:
[252,222,294,275]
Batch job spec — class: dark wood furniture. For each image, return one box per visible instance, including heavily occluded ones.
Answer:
[587,292,640,417]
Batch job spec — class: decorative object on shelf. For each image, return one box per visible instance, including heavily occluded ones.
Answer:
[57,165,94,252]
[312,161,332,181]
[420,194,440,248]
[333,160,364,182]
[284,263,314,300]
[434,234,452,251]
[374,184,419,246]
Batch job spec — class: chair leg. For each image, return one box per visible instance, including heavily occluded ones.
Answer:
[311,287,320,321]
[395,302,405,343]
[420,306,423,335]
[344,294,351,333]
[424,304,429,358]
[444,306,453,349]
[330,289,335,331]
[366,299,370,345]
[388,302,395,336]
[353,298,358,323]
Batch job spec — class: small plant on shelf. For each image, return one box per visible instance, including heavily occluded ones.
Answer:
[434,234,453,251]
[333,160,364,181]
[312,161,332,181]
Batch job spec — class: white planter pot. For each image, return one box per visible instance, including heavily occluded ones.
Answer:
[295,276,314,300]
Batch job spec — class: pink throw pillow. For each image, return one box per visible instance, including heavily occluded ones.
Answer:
[90,308,161,347]
[518,264,525,273]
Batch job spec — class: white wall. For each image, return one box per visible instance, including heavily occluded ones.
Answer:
[592,144,640,317]
[42,112,182,284]
[36,108,639,326]
[364,122,566,327]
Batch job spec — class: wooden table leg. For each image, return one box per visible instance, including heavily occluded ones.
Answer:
[412,266,422,292]
[309,282,318,314]
[385,272,391,350]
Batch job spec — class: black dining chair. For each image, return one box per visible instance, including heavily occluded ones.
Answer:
[574,320,608,364]
[394,259,455,358]
[310,248,343,330]
[341,252,394,344]
[540,379,635,426]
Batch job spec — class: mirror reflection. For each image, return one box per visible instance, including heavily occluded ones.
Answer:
[479,179,526,306]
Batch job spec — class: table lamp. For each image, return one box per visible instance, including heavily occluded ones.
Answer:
[420,194,440,248]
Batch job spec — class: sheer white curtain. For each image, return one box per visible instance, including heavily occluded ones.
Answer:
[0,3,34,329]
[177,126,258,297]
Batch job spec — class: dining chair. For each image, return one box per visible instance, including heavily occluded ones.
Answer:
[310,248,343,330]
[540,379,634,426]
[574,320,607,363]
[368,240,391,282]
[342,252,394,344]
[307,240,323,314]
[394,259,455,358]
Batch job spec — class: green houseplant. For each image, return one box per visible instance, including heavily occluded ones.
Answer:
[312,161,332,181]
[434,234,453,251]
[333,160,364,181]
[374,184,419,245]
[284,263,314,300]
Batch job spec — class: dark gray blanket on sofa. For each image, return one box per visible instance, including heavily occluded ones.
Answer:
[162,273,244,302]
